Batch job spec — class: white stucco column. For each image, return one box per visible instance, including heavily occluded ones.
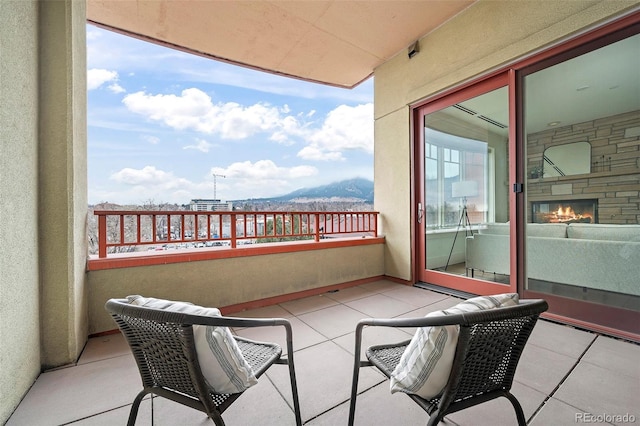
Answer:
[39,0,88,368]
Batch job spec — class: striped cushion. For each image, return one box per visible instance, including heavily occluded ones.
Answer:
[127,295,257,394]
[389,293,519,399]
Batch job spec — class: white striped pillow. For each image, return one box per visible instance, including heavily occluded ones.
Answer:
[389,293,519,399]
[127,295,257,394]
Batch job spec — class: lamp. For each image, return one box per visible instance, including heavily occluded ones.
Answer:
[445,180,478,271]
[451,180,479,200]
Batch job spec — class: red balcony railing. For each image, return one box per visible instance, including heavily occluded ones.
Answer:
[94,210,379,258]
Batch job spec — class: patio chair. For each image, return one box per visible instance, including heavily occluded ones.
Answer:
[105,298,302,426]
[348,298,548,426]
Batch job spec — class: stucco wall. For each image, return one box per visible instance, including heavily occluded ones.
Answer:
[38,0,88,369]
[0,2,41,423]
[88,243,385,334]
[373,0,639,281]
[1,1,88,422]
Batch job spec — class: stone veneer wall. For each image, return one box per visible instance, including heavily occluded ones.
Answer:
[527,110,640,224]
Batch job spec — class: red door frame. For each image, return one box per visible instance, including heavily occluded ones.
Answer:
[413,71,517,296]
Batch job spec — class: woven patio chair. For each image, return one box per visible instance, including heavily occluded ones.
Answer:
[348,298,548,426]
[105,298,302,426]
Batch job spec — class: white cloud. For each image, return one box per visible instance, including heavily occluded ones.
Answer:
[121,88,374,161]
[213,160,317,180]
[122,88,301,140]
[298,103,373,160]
[87,68,119,91]
[111,166,176,185]
[210,160,318,197]
[105,166,216,204]
[183,138,212,153]
[108,83,126,94]
[101,162,321,204]
[297,145,344,161]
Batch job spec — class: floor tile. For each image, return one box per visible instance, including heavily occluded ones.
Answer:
[234,315,326,354]
[324,286,376,303]
[315,381,431,426]
[7,354,141,426]
[228,303,294,319]
[529,397,595,426]
[580,335,640,376]
[357,280,402,294]
[152,377,298,426]
[447,381,546,425]
[266,340,385,422]
[69,399,152,425]
[527,319,597,358]
[553,360,640,420]
[78,333,131,365]
[381,285,450,307]
[279,294,339,316]
[515,343,578,395]
[345,293,416,318]
[297,303,367,339]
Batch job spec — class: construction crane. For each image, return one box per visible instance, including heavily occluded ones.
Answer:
[212,173,226,200]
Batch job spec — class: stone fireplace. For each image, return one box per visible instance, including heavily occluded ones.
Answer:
[531,199,598,224]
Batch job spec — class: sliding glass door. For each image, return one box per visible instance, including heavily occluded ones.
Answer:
[414,16,639,338]
[415,75,515,294]
[521,31,640,334]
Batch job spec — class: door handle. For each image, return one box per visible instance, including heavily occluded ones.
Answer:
[417,203,424,224]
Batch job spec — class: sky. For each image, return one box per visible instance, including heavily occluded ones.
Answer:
[87,25,374,206]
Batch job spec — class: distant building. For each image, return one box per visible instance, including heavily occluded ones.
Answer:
[189,199,233,212]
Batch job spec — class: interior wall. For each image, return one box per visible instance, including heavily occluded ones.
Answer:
[0,2,41,423]
[527,110,640,223]
[88,244,385,334]
[38,0,88,369]
[373,0,639,281]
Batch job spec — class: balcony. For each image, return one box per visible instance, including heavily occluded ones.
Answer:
[8,280,639,425]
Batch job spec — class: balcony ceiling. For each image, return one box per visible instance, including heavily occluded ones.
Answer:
[86,0,475,88]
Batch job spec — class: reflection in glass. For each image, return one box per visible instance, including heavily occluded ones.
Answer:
[524,33,640,312]
[542,142,591,177]
[424,87,509,279]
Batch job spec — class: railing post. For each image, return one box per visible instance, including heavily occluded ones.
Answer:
[231,213,237,248]
[314,213,320,242]
[374,213,378,237]
[98,214,107,258]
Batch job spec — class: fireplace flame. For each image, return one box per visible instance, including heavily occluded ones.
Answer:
[533,200,596,224]
[547,205,592,223]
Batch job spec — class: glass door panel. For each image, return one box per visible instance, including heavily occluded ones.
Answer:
[522,32,640,332]
[419,86,511,290]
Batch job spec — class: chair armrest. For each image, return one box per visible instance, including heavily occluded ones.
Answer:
[353,299,548,361]
[106,298,295,353]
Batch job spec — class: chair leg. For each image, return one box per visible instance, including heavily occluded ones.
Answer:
[287,358,303,426]
[348,361,361,426]
[427,410,445,426]
[127,390,147,426]
[504,392,527,426]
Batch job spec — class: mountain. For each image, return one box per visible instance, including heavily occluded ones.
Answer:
[237,178,374,203]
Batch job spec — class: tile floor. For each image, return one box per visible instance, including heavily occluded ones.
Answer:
[7,280,640,425]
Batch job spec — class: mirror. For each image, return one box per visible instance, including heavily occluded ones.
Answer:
[542,141,591,177]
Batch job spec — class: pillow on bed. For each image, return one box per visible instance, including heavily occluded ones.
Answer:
[389,293,519,399]
[127,295,257,394]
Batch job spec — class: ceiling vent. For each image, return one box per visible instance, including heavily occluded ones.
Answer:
[477,115,507,129]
